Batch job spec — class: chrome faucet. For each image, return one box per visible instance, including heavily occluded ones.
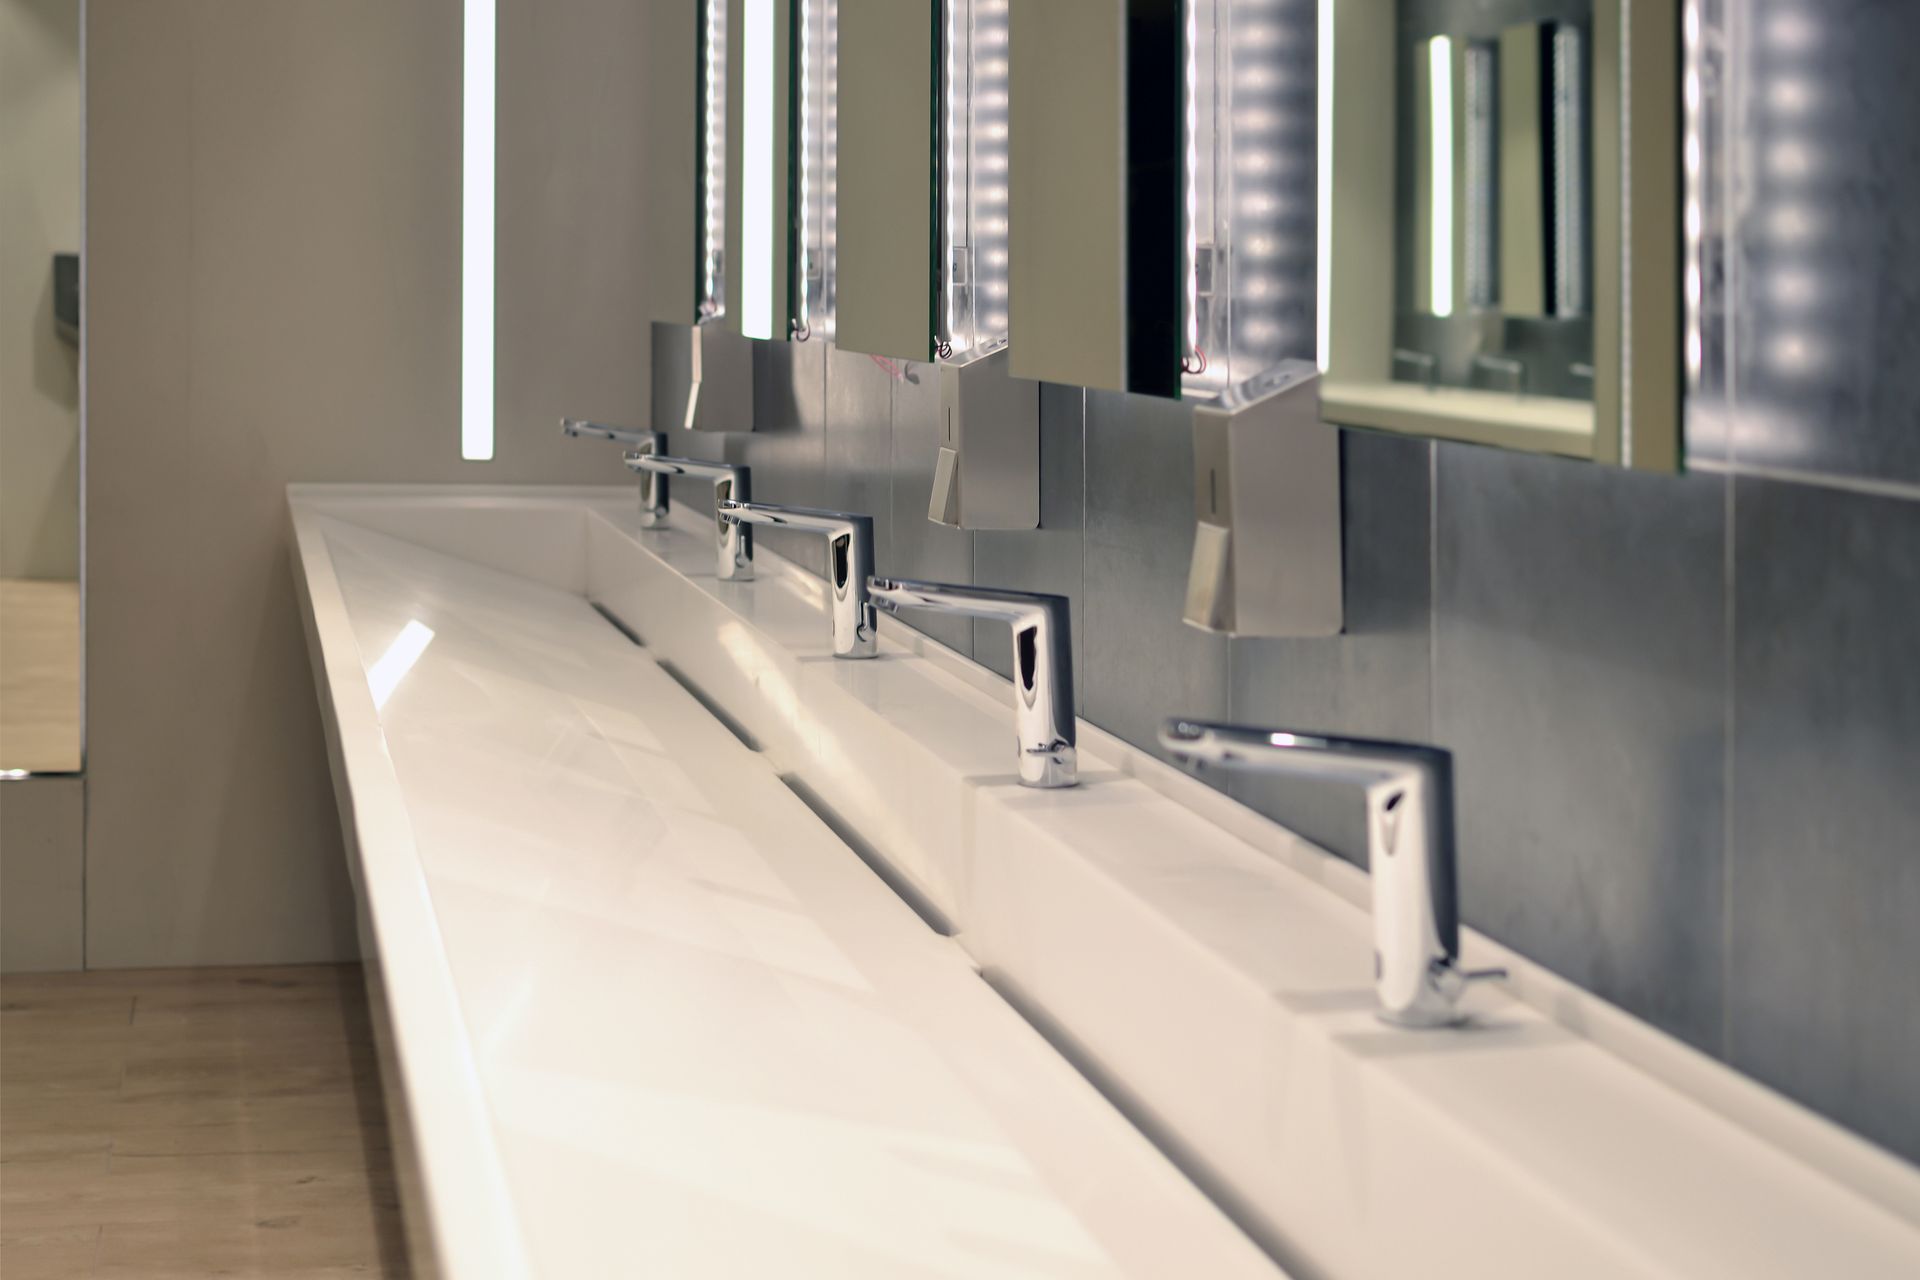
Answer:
[1157,720,1504,1028]
[625,454,753,582]
[560,419,669,525]
[717,502,877,658]
[866,579,1076,788]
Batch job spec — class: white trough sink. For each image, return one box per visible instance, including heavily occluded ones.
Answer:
[291,483,1920,1280]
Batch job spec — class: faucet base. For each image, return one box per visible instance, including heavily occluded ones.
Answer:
[1376,1005,1471,1030]
[1020,746,1079,790]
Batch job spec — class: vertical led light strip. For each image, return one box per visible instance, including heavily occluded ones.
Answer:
[1550,23,1587,317]
[823,0,839,336]
[1182,0,1201,372]
[1428,36,1454,318]
[972,0,1011,346]
[462,0,496,461]
[1463,42,1496,309]
[742,0,776,340]
[1316,0,1333,369]
[794,0,813,338]
[943,0,965,352]
[701,0,729,319]
[1682,1,1703,383]
[936,0,1009,358]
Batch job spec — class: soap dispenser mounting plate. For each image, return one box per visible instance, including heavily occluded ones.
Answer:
[652,320,757,433]
[1184,361,1343,638]
[927,346,1040,531]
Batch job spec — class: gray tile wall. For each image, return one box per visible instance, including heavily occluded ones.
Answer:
[667,0,1919,1165]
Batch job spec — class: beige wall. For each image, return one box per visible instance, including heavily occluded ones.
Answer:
[0,777,84,971]
[83,0,692,967]
[0,0,82,581]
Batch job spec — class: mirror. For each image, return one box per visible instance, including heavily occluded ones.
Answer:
[1006,0,1322,404]
[838,0,1040,532]
[835,0,933,360]
[0,0,84,774]
[1319,0,1680,468]
[1008,0,1184,398]
[699,0,802,341]
[655,0,835,340]
[656,0,829,432]
[836,0,1015,367]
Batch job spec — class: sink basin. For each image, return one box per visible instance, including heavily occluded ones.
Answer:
[290,485,1278,1280]
[292,483,1920,1280]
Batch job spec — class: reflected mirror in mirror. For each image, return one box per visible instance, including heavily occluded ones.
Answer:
[1,0,84,774]
[1399,14,1592,400]
[1319,0,1680,469]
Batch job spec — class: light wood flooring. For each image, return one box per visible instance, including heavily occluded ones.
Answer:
[0,580,83,773]
[0,964,408,1278]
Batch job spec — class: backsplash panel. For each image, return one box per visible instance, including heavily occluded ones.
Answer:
[651,0,1918,1165]
[1226,429,1434,868]
[1082,390,1230,760]
[1726,477,1920,1160]
[970,382,1088,704]
[1432,444,1731,1052]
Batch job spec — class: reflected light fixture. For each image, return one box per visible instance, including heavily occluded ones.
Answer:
[462,0,495,461]
[1428,35,1454,319]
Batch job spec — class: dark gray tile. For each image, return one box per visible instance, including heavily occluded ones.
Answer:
[1727,0,1920,485]
[1432,444,1729,1052]
[971,382,1086,708]
[1727,477,1920,1164]
[887,360,975,654]
[1226,430,1433,867]
[823,344,896,581]
[1083,389,1228,764]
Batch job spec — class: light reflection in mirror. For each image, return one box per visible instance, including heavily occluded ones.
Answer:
[1428,35,1454,318]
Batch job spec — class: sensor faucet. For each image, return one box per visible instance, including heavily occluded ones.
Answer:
[866,579,1076,788]
[624,454,753,582]
[1158,720,1504,1028]
[717,502,877,658]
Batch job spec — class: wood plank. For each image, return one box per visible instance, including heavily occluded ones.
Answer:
[0,963,406,1275]
[0,579,82,773]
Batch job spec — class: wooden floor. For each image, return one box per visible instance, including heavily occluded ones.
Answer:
[0,579,83,773]
[0,964,409,1278]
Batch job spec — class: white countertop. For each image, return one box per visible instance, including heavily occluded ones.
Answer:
[292,484,1920,1280]
[291,496,1279,1279]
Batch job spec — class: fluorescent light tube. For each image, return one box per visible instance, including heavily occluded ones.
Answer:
[742,0,775,340]
[462,0,495,461]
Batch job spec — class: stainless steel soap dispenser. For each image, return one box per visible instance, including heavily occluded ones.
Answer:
[927,348,1040,531]
[1184,361,1343,638]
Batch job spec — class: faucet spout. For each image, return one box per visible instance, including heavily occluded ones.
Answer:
[624,454,752,581]
[718,502,877,658]
[867,578,1077,788]
[1158,720,1504,1027]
